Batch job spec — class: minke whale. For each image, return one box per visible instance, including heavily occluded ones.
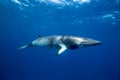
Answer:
[19,35,101,55]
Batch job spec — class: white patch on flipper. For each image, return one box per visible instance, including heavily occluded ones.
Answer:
[58,44,67,55]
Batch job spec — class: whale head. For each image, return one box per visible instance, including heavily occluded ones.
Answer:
[80,38,101,47]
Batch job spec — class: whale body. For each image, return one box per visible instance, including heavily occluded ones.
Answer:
[19,35,101,55]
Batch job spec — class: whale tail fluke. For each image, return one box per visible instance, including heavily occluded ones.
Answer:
[19,44,28,49]
[19,43,32,49]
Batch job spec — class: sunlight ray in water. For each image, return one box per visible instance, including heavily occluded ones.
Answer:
[12,0,21,5]
[0,0,119,24]
[10,0,91,7]
[73,0,90,4]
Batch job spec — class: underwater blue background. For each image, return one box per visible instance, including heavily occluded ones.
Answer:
[0,0,120,80]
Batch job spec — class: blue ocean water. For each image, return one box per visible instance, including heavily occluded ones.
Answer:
[0,0,120,80]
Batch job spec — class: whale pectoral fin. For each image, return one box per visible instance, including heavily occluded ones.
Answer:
[57,44,67,55]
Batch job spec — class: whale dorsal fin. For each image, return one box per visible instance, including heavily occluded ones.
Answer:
[38,35,42,37]
[57,44,67,55]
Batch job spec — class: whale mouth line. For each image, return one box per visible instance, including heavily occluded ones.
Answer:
[82,42,101,46]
